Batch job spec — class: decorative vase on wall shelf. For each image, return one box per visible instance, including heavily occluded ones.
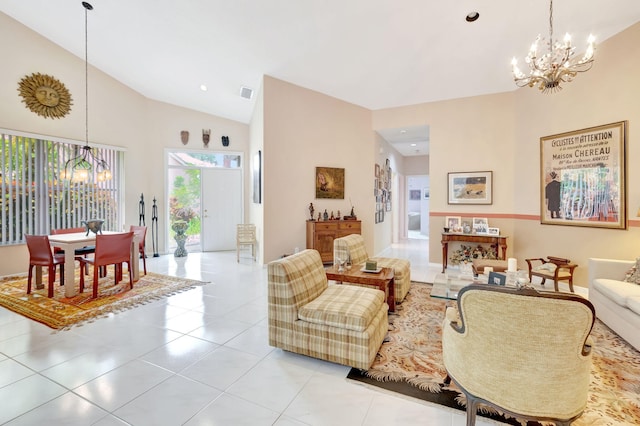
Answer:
[172,220,189,257]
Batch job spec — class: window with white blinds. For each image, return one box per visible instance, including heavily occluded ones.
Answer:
[0,132,123,245]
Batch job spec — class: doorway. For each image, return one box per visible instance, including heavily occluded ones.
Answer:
[201,168,243,251]
[166,150,243,253]
[407,175,429,239]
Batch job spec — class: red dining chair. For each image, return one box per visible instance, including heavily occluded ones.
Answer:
[78,232,135,298]
[25,234,66,298]
[129,225,147,275]
[51,227,96,274]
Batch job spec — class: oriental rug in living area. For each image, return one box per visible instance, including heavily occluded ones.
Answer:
[347,282,640,425]
[0,271,207,330]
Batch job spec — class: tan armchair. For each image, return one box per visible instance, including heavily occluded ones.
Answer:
[333,234,411,303]
[268,249,388,370]
[442,284,595,426]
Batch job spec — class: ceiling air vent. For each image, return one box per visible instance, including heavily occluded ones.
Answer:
[239,86,254,100]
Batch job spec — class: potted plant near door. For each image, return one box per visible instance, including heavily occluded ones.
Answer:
[170,205,196,257]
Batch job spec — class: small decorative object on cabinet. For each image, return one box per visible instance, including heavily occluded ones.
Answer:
[308,203,315,220]
[306,220,361,263]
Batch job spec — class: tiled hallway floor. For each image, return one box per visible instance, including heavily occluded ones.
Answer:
[0,238,499,426]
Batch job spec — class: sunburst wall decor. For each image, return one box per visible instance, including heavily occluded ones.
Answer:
[18,72,73,119]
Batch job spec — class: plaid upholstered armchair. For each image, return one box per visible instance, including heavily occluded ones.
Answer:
[442,284,595,426]
[268,249,388,370]
[333,234,411,303]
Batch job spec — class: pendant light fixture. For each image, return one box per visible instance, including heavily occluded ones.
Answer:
[511,0,596,93]
[61,1,111,183]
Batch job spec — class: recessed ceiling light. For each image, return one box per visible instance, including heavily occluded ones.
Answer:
[200,84,208,91]
[411,143,417,147]
[466,11,479,22]
[400,129,407,134]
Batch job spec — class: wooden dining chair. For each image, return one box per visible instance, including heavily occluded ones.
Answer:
[237,224,257,262]
[129,225,147,275]
[25,234,66,297]
[78,232,135,298]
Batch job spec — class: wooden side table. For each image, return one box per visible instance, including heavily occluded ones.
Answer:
[441,233,508,273]
[325,265,395,312]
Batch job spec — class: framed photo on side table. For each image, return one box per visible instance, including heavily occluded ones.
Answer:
[487,227,500,236]
[445,216,462,232]
[448,171,493,205]
[472,217,489,234]
[488,271,506,286]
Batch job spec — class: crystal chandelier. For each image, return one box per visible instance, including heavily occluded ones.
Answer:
[61,1,111,183]
[511,0,596,93]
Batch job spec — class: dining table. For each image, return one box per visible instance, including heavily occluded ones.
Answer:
[42,231,140,297]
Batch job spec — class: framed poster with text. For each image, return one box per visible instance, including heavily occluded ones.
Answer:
[540,121,627,229]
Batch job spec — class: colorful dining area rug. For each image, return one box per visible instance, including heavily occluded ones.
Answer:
[348,282,640,425]
[0,271,207,330]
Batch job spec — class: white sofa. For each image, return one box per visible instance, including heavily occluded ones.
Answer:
[588,258,640,351]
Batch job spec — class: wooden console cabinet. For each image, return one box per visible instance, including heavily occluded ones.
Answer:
[441,232,508,273]
[306,220,361,263]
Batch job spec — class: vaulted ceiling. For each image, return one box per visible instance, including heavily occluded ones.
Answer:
[2,0,640,155]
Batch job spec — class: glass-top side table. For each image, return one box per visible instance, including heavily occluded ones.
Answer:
[431,273,486,300]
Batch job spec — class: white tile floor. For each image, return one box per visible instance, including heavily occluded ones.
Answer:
[0,238,504,426]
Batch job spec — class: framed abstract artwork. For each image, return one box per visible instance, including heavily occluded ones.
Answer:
[448,171,492,205]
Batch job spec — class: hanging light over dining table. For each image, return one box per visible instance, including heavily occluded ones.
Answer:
[61,1,111,183]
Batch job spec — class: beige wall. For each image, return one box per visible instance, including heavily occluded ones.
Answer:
[145,100,250,250]
[404,155,429,176]
[262,76,377,262]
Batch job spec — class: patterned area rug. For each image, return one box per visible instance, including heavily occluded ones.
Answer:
[0,271,207,329]
[348,282,640,425]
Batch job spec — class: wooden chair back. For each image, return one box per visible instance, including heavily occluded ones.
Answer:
[237,224,257,262]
